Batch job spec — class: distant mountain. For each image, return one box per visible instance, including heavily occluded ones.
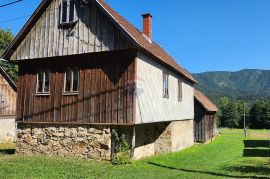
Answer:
[192,69,270,102]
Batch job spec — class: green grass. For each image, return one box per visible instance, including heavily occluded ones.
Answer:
[0,129,269,179]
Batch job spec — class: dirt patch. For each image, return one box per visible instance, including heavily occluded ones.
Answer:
[249,131,270,139]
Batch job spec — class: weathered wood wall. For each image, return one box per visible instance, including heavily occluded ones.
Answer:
[194,100,216,143]
[16,51,136,125]
[0,74,16,116]
[10,0,135,60]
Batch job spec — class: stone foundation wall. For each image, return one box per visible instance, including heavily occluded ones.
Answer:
[171,119,194,152]
[133,120,194,159]
[16,124,111,160]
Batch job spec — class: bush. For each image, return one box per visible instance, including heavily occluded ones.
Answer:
[111,129,131,165]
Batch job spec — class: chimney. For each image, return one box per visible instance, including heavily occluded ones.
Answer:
[142,13,152,40]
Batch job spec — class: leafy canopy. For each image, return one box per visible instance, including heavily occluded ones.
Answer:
[0,28,18,83]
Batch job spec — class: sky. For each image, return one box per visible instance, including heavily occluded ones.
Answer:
[1,0,270,73]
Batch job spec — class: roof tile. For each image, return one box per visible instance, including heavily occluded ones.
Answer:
[194,89,218,112]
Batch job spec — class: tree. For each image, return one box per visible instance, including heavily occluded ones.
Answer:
[217,97,229,127]
[249,100,270,129]
[0,28,18,83]
[219,100,241,128]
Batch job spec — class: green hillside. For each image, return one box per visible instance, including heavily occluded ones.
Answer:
[192,69,270,102]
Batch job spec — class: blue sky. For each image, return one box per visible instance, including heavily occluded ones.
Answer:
[1,0,270,73]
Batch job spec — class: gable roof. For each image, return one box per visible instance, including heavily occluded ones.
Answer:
[1,0,196,83]
[194,89,218,112]
[0,66,17,92]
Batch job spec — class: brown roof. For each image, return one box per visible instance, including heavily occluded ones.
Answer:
[194,89,218,112]
[97,0,196,83]
[2,0,196,83]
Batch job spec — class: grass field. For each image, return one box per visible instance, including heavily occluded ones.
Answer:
[0,129,269,179]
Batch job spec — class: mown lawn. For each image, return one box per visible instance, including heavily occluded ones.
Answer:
[0,129,269,179]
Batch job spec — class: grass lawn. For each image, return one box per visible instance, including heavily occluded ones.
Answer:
[0,129,269,179]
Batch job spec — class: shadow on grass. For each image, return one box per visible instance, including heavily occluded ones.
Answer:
[243,140,270,157]
[244,140,270,148]
[148,162,270,179]
[243,149,270,157]
[225,165,270,177]
[0,149,15,155]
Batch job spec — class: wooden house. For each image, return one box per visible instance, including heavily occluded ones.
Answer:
[0,66,17,143]
[2,0,197,159]
[194,89,218,143]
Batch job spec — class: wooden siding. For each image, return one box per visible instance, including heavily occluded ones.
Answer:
[0,74,16,116]
[194,99,216,143]
[10,0,135,61]
[135,52,194,124]
[16,50,136,125]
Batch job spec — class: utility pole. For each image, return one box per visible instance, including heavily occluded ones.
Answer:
[244,102,247,138]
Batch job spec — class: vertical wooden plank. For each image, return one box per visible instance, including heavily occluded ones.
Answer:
[38,14,45,58]
[27,73,35,122]
[88,4,95,52]
[128,60,134,124]
[53,0,59,56]
[106,64,112,123]
[78,6,84,54]
[78,69,85,123]
[34,20,40,59]
[44,10,49,58]
[15,74,22,121]
[89,69,95,123]
[100,65,106,123]
[102,14,109,51]
[108,21,114,50]
[95,8,101,52]
[48,1,55,57]
[82,6,89,53]
[29,24,35,58]
[95,68,101,123]
[22,73,29,121]
[24,34,30,59]
[119,63,124,124]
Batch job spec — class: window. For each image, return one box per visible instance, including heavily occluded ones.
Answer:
[64,68,79,93]
[36,69,50,94]
[163,72,169,98]
[59,0,77,25]
[178,80,182,101]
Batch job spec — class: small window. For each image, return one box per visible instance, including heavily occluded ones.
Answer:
[178,80,182,101]
[36,69,50,94]
[64,68,79,93]
[59,0,77,25]
[163,72,169,98]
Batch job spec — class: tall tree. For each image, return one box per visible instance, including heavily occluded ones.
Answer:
[219,100,241,128]
[249,100,270,129]
[0,28,18,83]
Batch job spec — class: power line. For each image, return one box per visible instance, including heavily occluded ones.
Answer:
[0,6,60,24]
[0,0,23,8]
[0,15,30,24]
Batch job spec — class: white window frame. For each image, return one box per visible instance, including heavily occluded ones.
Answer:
[63,67,80,94]
[36,69,50,94]
[59,0,77,25]
[163,71,169,98]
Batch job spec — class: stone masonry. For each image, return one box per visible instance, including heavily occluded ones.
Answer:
[16,124,111,160]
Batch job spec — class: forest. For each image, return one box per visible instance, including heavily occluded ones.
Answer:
[217,97,270,129]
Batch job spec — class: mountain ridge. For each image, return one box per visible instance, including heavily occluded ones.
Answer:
[192,69,270,102]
